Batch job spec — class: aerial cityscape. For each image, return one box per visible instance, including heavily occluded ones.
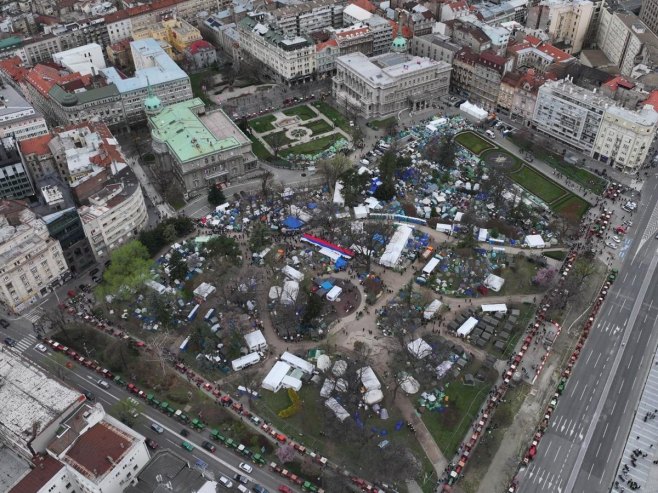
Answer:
[0,0,658,492]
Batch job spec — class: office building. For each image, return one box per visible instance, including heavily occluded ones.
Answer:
[0,139,34,199]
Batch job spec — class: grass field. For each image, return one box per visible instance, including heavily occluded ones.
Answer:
[509,165,568,204]
[369,117,397,130]
[280,133,342,156]
[249,114,277,133]
[263,130,292,148]
[543,250,567,261]
[303,119,333,136]
[249,135,272,160]
[552,194,590,221]
[283,105,317,121]
[455,131,496,155]
[312,101,351,132]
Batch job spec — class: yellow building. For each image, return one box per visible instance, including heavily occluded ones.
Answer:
[132,17,202,60]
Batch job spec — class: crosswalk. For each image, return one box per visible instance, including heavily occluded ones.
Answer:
[13,334,38,353]
[22,307,43,323]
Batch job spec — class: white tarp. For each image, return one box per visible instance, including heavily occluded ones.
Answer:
[379,225,413,267]
[358,366,381,390]
[364,197,382,210]
[193,282,216,300]
[481,303,508,313]
[333,181,345,206]
[232,352,261,371]
[262,361,291,392]
[457,317,479,337]
[244,330,267,352]
[281,351,314,374]
[407,338,433,359]
[326,286,343,301]
[483,273,505,292]
[319,247,341,261]
[280,280,299,305]
[325,397,350,421]
[423,299,443,320]
[436,223,453,234]
[269,286,282,300]
[353,206,369,219]
[320,378,335,397]
[145,280,167,294]
[525,234,545,248]
[478,228,488,242]
[364,389,384,405]
[460,101,488,121]
[282,265,304,282]
[332,360,347,377]
[423,257,440,275]
[399,373,420,394]
[282,375,302,391]
[436,360,453,379]
[316,354,331,371]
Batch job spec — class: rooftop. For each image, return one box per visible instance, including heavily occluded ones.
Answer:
[343,3,373,20]
[78,165,141,222]
[0,84,41,121]
[19,133,54,156]
[9,455,65,493]
[338,52,449,85]
[150,98,249,163]
[125,450,210,493]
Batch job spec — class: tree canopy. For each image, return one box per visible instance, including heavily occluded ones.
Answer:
[207,186,226,207]
[97,240,153,300]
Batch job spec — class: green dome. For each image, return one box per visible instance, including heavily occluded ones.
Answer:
[391,35,407,52]
[144,94,161,111]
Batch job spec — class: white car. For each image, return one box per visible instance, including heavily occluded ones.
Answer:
[219,476,233,489]
[238,462,253,474]
[612,236,621,243]
[605,241,618,250]
[35,344,48,353]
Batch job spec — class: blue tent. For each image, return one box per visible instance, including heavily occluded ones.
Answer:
[334,257,348,270]
[283,216,304,229]
[321,280,333,290]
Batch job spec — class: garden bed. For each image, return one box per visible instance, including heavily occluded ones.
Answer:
[249,115,277,133]
[283,105,317,121]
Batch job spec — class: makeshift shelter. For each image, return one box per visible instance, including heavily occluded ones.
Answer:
[316,354,331,371]
[478,228,488,242]
[422,257,440,275]
[407,338,433,359]
[320,378,335,397]
[353,206,368,219]
[281,351,314,374]
[423,299,443,320]
[436,223,453,234]
[364,389,384,405]
[326,286,343,301]
[460,101,488,122]
[232,352,261,371]
[280,280,299,305]
[283,216,304,230]
[457,317,479,337]
[333,181,345,206]
[269,286,282,300]
[524,234,546,248]
[483,273,505,292]
[262,361,292,392]
[379,225,413,267]
[193,282,216,300]
[282,265,304,282]
[244,330,267,352]
[282,375,302,391]
[145,280,168,295]
[481,304,507,313]
[398,373,420,394]
[332,360,347,377]
[358,366,381,390]
[325,398,350,422]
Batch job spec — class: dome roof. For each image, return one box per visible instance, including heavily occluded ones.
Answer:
[60,92,78,107]
[144,94,162,113]
[391,35,407,52]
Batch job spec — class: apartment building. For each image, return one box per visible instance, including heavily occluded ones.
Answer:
[452,48,508,112]
[641,0,658,38]
[0,200,69,312]
[149,98,258,198]
[499,68,554,124]
[132,17,203,58]
[0,83,49,142]
[411,33,463,65]
[0,138,34,199]
[332,50,452,118]
[269,0,344,36]
[526,0,593,54]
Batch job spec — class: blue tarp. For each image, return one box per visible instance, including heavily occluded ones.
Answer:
[283,216,304,229]
[335,257,347,270]
[321,281,333,290]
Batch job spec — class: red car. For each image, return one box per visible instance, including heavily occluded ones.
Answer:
[278,486,292,493]
[146,438,158,450]
[127,383,140,394]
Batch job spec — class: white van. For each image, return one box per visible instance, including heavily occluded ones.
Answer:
[485,129,496,139]
[97,379,110,390]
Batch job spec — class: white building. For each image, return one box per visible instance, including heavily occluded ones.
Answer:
[593,105,658,171]
[10,401,150,493]
[78,166,148,260]
[238,16,316,84]
[52,43,107,76]
[269,0,344,36]
[0,201,69,312]
[527,0,593,54]
[332,49,452,118]
[0,84,49,142]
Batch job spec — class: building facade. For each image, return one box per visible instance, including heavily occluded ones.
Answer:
[526,0,593,54]
[0,83,49,142]
[641,0,658,38]
[43,207,95,274]
[0,138,34,199]
[270,0,344,36]
[411,33,462,65]
[149,98,258,198]
[0,200,69,312]
[452,48,508,112]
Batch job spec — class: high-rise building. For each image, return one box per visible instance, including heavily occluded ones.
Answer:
[0,138,34,199]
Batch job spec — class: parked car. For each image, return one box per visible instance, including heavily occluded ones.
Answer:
[202,441,216,453]
[252,485,269,493]
[83,389,95,401]
[150,423,164,434]
[0,318,9,328]
[219,476,234,489]
[233,474,249,484]
[181,441,194,452]
[146,438,159,450]
[239,462,253,474]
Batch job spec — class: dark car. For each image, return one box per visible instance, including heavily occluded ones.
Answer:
[202,441,216,453]
[89,268,99,276]
[146,438,159,450]
[233,474,248,484]
[82,389,95,401]
[3,336,17,347]
[0,318,9,328]
[181,428,189,437]
[252,485,269,493]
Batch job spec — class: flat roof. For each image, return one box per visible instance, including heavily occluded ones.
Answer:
[9,455,64,493]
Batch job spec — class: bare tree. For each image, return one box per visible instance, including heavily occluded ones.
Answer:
[143,332,176,376]
[317,155,351,193]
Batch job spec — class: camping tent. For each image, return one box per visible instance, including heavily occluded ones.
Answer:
[379,225,413,267]
[423,299,443,320]
[282,265,304,282]
[398,373,420,394]
[358,366,381,390]
[325,398,350,421]
[483,273,505,292]
[457,317,479,337]
[525,234,545,248]
[422,257,440,276]
[262,361,291,392]
[280,280,299,305]
[407,338,433,359]
[326,286,343,301]
[193,282,216,300]
[244,330,267,352]
[283,216,304,230]
[481,304,507,313]
[281,351,314,374]
[316,354,331,371]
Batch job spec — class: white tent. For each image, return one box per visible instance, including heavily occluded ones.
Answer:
[364,389,384,405]
[325,397,350,421]
[436,223,453,234]
[483,273,505,292]
[481,303,507,313]
[193,282,216,300]
[460,101,488,122]
[353,206,369,219]
[280,280,300,305]
[364,197,382,210]
[457,317,479,337]
[326,286,343,301]
[525,234,545,248]
[478,228,488,242]
[379,225,413,267]
[282,265,304,282]
[282,375,302,391]
[358,366,381,390]
[232,352,261,371]
[332,360,347,377]
[333,181,345,206]
[423,299,443,320]
[269,286,282,300]
[422,257,440,275]
[398,373,420,394]
[281,351,314,374]
[262,361,291,392]
[320,378,335,397]
[145,280,168,295]
[407,338,433,359]
[244,330,267,352]
[316,354,331,371]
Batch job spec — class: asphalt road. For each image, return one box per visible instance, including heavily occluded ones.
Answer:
[518,176,658,493]
[12,343,296,493]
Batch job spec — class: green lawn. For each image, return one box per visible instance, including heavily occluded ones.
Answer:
[552,194,590,221]
[369,117,397,130]
[497,259,546,297]
[283,105,317,121]
[280,133,342,157]
[543,250,567,261]
[249,135,272,160]
[422,373,495,457]
[263,130,292,148]
[249,114,277,133]
[510,165,568,204]
[312,101,351,132]
[455,131,496,155]
[302,119,334,136]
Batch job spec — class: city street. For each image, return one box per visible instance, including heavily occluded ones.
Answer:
[518,176,658,493]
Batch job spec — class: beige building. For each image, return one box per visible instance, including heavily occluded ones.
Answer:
[452,48,508,112]
[593,105,658,171]
[332,48,452,119]
[526,0,593,54]
[269,0,344,36]
[132,17,202,59]
[0,200,69,313]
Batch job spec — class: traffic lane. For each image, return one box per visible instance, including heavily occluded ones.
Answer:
[573,283,658,491]
[28,352,294,492]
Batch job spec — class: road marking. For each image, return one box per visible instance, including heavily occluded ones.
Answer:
[603,422,609,437]
[595,442,602,457]
[594,353,601,367]
[553,445,561,461]
[570,380,580,398]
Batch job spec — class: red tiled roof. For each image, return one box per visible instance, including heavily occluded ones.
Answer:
[24,64,91,97]
[104,0,184,24]
[187,39,213,54]
[537,43,572,63]
[642,90,658,111]
[64,422,134,479]
[349,0,376,13]
[9,455,65,493]
[448,0,469,11]
[19,134,53,156]
[35,14,61,25]
[0,56,28,82]
[315,39,338,51]
[389,20,413,39]
[336,27,369,38]
[524,34,542,46]
[603,75,636,91]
